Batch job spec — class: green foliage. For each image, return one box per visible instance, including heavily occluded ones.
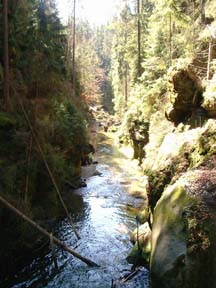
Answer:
[0,0,89,205]
[206,0,216,18]
[0,0,91,270]
[3,165,17,195]
[0,64,3,82]
[55,101,87,149]
[5,0,67,102]
[0,112,16,129]
[110,0,210,164]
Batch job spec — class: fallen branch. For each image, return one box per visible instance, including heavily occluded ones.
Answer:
[25,135,32,204]
[112,267,141,287]
[120,267,140,283]
[0,195,99,267]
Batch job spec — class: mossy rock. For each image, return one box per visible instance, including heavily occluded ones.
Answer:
[127,222,151,267]
[150,167,216,288]
[150,184,192,287]
[146,168,173,211]
[137,207,151,224]
[127,241,151,267]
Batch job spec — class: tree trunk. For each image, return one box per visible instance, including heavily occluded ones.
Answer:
[169,12,172,67]
[125,64,128,107]
[137,0,141,78]
[207,39,212,82]
[72,0,76,96]
[3,0,10,109]
[200,0,205,25]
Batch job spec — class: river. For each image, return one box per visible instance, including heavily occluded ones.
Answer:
[2,131,149,288]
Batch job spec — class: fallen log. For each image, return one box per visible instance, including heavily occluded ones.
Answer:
[0,195,99,267]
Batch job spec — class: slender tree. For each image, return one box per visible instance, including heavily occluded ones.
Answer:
[124,63,128,105]
[72,0,76,96]
[3,0,9,109]
[200,0,205,25]
[137,0,141,78]
[169,11,172,66]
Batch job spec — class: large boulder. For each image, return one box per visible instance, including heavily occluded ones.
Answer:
[146,126,200,211]
[150,165,216,288]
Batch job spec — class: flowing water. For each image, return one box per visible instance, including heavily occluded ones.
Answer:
[2,131,150,288]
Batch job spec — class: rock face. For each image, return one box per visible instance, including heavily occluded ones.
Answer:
[165,64,204,126]
[146,119,216,212]
[146,126,199,211]
[150,167,216,288]
[135,120,216,287]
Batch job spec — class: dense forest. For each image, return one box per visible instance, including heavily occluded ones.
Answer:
[0,0,97,274]
[1,0,216,287]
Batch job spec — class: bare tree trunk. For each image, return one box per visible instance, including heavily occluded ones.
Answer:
[137,0,141,78]
[3,0,10,109]
[25,136,33,204]
[169,12,172,67]
[200,0,205,25]
[72,0,76,96]
[125,64,128,107]
[207,39,212,82]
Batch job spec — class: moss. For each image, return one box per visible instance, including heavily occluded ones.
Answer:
[189,120,216,167]
[3,164,18,195]
[182,202,216,288]
[184,203,216,254]
[153,184,192,233]
[127,241,151,267]
[146,120,216,217]
[150,171,216,288]
[150,184,191,287]
[0,112,16,129]
[145,168,173,211]
[137,207,151,224]
[150,184,193,284]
